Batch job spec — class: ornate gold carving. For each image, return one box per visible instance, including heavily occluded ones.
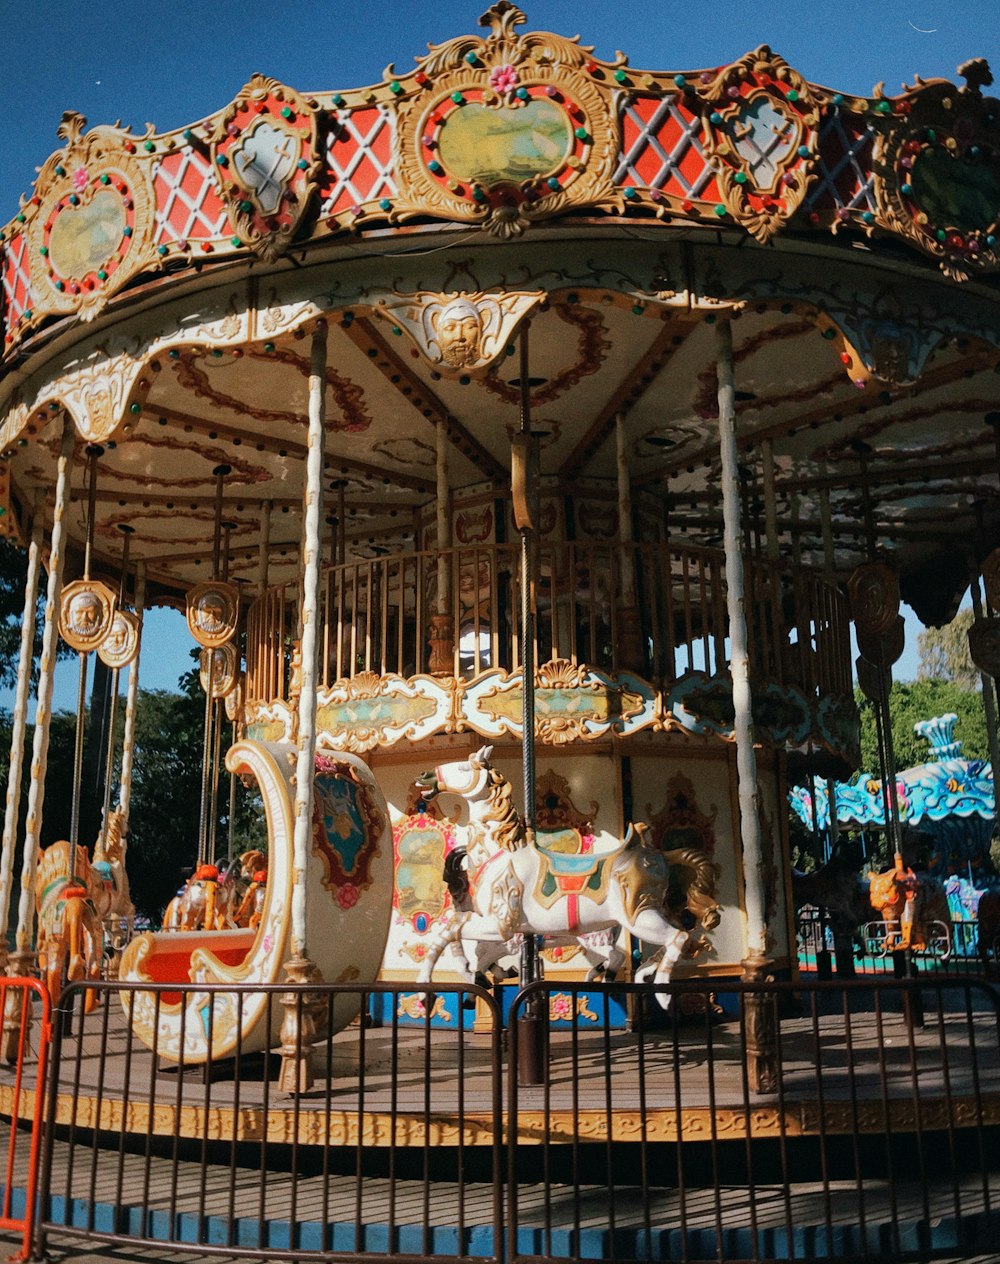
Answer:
[24,112,156,323]
[374,290,544,376]
[872,62,1000,282]
[701,47,822,244]
[98,608,140,668]
[208,77,321,262]
[59,579,117,651]
[397,993,451,1021]
[186,580,240,648]
[392,7,623,237]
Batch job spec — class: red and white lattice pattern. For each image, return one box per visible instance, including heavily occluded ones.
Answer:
[1,234,32,334]
[320,106,397,217]
[152,149,230,244]
[615,96,720,201]
[806,113,877,213]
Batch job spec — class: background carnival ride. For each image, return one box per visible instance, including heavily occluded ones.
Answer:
[0,5,997,1073]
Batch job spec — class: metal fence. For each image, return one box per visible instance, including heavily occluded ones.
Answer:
[11,975,1000,1263]
[797,910,997,980]
[0,976,50,1261]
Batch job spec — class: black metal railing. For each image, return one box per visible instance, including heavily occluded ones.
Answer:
[797,911,997,980]
[9,975,1000,1263]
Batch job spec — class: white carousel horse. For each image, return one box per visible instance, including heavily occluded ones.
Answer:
[416,747,720,1008]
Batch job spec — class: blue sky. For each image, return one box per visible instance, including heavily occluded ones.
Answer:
[1,1,992,707]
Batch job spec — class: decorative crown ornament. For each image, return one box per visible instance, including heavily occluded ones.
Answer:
[700,46,822,244]
[390,3,622,237]
[22,112,155,324]
[873,58,1000,282]
[208,76,320,262]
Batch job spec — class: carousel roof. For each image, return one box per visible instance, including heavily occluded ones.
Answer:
[0,5,998,609]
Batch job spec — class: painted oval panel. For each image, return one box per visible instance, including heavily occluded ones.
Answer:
[910,147,1000,233]
[48,189,126,278]
[437,98,572,187]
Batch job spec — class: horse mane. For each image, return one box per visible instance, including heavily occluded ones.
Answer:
[94,808,125,865]
[482,767,526,852]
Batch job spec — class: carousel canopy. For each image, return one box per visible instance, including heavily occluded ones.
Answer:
[0,5,997,614]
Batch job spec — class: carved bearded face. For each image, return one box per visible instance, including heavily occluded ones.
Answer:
[437,300,483,368]
[69,592,102,634]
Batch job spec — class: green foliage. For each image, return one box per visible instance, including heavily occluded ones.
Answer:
[855,678,989,777]
[916,608,979,691]
[0,663,267,924]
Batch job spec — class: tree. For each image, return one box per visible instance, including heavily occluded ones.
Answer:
[855,678,989,777]
[0,536,73,689]
[916,608,980,691]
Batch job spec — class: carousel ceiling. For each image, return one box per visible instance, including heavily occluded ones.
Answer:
[0,4,998,622]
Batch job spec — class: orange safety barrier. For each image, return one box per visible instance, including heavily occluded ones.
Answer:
[0,976,51,1262]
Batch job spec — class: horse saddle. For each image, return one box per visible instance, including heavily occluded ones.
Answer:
[534,843,611,907]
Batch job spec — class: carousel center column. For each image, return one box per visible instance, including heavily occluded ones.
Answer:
[278,322,328,1094]
[716,317,777,1094]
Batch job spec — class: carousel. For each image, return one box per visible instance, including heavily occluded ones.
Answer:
[0,0,998,1114]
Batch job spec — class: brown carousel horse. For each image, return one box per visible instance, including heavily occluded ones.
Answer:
[162,849,266,931]
[35,842,103,1010]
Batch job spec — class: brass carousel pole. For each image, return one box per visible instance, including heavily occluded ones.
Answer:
[98,526,133,854]
[279,321,328,1094]
[0,490,45,972]
[117,560,145,830]
[65,445,104,890]
[513,322,546,1086]
[6,418,74,1056]
[716,317,776,1094]
[197,466,229,867]
[208,523,234,863]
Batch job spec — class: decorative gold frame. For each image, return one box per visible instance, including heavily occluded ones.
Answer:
[24,112,156,323]
[59,579,117,652]
[186,580,240,648]
[208,76,321,262]
[199,643,239,698]
[97,608,140,668]
[701,46,822,244]
[391,4,623,238]
[873,60,1000,282]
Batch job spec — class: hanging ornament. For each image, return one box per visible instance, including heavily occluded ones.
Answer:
[199,643,239,698]
[979,546,1000,614]
[186,580,240,648]
[59,578,117,651]
[224,674,245,724]
[968,619,1000,677]
[856,655,883,703]
[846,560,900,636]
[856,613,905,668]
[97,607,140,668]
